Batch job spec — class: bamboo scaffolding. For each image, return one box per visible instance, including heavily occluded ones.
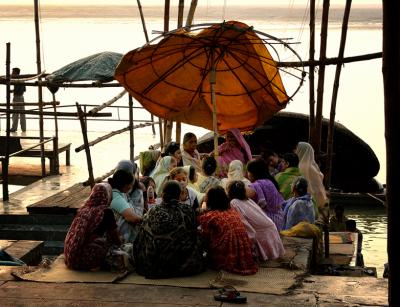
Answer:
[34,0,46,177]
[74,122,157,153]
[163,0,173,145]
[325,0,352,189]
[383,1,400,304]
[314,0,330,155]
[0,101,60,106]
[308,0,316,143]
[76,103,94,188]
[87,89,126,115]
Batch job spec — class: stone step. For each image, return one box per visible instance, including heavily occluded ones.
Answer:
[0,214,74,225]
[43,241,65,255]
[0,224,70,242]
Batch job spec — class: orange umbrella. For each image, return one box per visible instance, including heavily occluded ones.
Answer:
[115,21,303,149]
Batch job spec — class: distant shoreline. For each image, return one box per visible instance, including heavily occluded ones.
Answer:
[0,5,382,24]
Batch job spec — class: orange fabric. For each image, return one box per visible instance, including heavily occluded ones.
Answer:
[115,21,288,133]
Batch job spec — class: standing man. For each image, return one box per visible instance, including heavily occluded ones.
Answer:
[10,67,26,132]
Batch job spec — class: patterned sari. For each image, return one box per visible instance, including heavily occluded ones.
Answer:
[64,183,118,270]
[199,208,258,275]
[133,200,206,278]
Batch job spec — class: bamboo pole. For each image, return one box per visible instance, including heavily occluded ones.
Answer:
[136,0,158,136]
[88,89,126,115]
[2,43,11,201]
[175,0,185,144]
[34,0,46,177]
[76,103,94,188]
[325,0,352,189]
[308,0,316,143]
[129,95,135,161]
[383,1,400,304]
[314,0,330,155]
[163,0,173,145]
[0,108,112,117]
[136,0,149,43]
[278,52,382,68]
[185,0,198,27]
[52,92,59,174]
[74,122,157,153]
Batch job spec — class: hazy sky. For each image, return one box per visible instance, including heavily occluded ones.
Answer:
[2,0,381,6]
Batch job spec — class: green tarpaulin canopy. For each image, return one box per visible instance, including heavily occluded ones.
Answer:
[47,51,123,83]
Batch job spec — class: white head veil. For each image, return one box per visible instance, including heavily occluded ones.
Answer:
[296,142,328,209]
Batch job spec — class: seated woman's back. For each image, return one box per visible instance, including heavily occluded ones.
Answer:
[133,181,205,278]
[199,186,257,275]
[227,181,285,261]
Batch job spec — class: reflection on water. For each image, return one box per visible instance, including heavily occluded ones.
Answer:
[345,205,387,277]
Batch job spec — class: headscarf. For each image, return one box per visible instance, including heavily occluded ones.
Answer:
[64,183,112,267]
[295,142,328,209]
[150,156,175,195]
[217,129,252,177]
[115,159,137,175]
[221,160,251,190]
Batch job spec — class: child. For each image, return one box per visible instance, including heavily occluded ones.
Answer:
[199,156,221,193]
[329,204,348,231]
[345,219,364,267]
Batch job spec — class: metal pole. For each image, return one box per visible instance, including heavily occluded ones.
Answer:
[34,0,46,177]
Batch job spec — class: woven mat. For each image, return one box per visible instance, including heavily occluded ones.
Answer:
[12,255,126,283]
[120,267,302,295]
[11,255,302,294]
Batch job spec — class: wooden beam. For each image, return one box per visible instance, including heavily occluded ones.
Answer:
[383,1,400,305]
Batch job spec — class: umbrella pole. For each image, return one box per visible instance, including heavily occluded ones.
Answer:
[210,66,218,157]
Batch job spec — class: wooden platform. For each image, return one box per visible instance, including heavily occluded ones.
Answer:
[27,183,91,214]
[0,240,43,265]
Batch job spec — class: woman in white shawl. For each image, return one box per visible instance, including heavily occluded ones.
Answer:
[150,156,177,196]
[221,160,251,191]
[295,142,328,219]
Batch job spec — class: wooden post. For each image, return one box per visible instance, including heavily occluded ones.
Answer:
[308,0,316,144]
[129,95,135,161]
[325,0,352,188]
[2,43,11,201]
[34,0,46,177]
[383,1,400,304]
[175,0,185,144]
[315,0,330,155]
[163,0,173,145]
[52,93,59,174]
[76,103,95,188]
[135,0,157,135]
[186,0,198,27]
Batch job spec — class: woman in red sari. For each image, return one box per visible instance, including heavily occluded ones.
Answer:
[64,183,121,270]
[215,128,252,177]
[199,186,258,275]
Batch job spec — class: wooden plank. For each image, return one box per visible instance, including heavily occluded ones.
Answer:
[27,183,91,214]
[4,240,43,265]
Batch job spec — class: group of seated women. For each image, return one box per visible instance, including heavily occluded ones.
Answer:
[64,129,326,277]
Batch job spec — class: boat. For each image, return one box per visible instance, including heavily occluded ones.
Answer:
[197,111,384,198]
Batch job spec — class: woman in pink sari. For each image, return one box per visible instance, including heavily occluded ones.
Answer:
[215,128,252,177]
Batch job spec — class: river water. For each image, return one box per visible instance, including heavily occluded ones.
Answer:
[0,3,387,275]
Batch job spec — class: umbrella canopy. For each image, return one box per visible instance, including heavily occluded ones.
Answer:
[47,51,123,83]
[115,21,302,133]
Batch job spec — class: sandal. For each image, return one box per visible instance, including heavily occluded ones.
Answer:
[214,286,247,304]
